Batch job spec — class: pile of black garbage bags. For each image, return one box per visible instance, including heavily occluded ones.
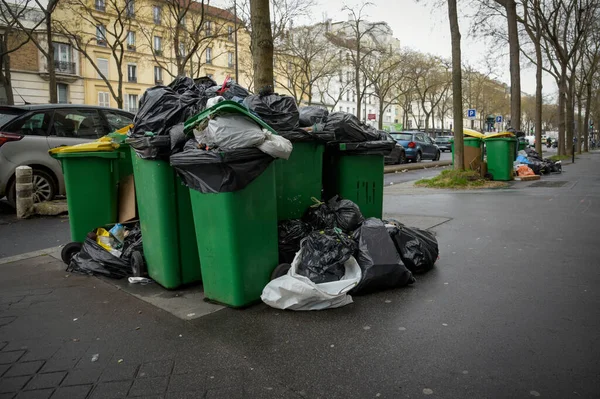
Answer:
[277,196,439,296]
[523,147,562,175]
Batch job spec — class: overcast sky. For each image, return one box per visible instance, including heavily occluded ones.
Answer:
[216,0,558,100]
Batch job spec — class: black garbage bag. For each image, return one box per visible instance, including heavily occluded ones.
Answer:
[299,106,329,127]
[327,196,364,232]
[206,79,250,100]
[194,76,218,91]
[277,128,336,143]
[296,229,356,284]
[387,222,439,274]
[127,135,171,160]
[278,219,313,264]
[121,224,143,261]
[168,123,188,155]
[131,86,184,138]
[170,139,275,193]
[244,92,300,131]
[169,76,200,94]
[323,112,380,142]
[68,238,133,279]
[350,218,414,295]
[329,140,395,156]
[302,199,336,230]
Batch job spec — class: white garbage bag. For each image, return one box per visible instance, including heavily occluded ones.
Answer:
[261,249,362,311]
[258,131,293,160]
[194,114,266,150]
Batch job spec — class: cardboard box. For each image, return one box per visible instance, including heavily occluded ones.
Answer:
[118,174,136,223]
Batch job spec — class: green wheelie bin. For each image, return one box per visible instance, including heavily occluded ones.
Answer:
[484,137,516,181]
[51,142,133,262]
[176,101,281,307]
[322,142,389,219]
[129,151,202,290]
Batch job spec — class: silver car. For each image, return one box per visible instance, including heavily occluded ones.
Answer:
[0,105,134,206]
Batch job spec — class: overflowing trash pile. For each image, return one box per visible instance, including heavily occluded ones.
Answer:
[514,147,562,177]
[262,197,439,311]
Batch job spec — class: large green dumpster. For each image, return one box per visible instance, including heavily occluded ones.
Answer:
[274,142,324,220]
[130,152,201,289]
[322,144,384,219]
[52,145,132,244]
[485,138,516,181]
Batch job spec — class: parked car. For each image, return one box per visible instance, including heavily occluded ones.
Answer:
[389,131,441,162]
[381,131,406,165]
[0,104,134,207]
[434,135,453,152]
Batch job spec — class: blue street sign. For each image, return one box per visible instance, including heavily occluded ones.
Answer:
[496,115,503,123]
[467,109,476,119]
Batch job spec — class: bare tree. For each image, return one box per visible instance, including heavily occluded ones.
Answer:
[250,0,273,91]
[1,0,59,102]
[315,72,353,111]
[448,0,464,170]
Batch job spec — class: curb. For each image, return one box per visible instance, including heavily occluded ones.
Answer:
[0,246,63,265]
[384,160,452,174]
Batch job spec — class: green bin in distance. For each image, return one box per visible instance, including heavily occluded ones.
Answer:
[274,142,324,220]
[53,148,131,243]
[188,164,279,308]
[484,138,516,181]
[130,151,201,289]
[322,146,384,219]
[451,137,483,165]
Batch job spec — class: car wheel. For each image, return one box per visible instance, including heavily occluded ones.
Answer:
[6,169,57,208]
[399,152,407,164]
[434,151,441,161]
[416,151,422,163]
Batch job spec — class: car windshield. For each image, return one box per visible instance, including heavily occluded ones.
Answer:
[436,137,451,143]
[390,133,413,141]
[0,109,24,127]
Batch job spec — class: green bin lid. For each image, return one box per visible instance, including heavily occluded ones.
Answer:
[184,100,277,135]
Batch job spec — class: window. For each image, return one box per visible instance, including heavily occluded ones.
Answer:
[339,106,343,112]
[228,26,233,41]
[98,91,110,107]
[352,107,355,115]
[368,95,371,105]
[346,91,349,101]
[179,43,186,57]
[126,0,135,17]
[339,71,342,83]
[346,107,350,113]
[53,109,105,139]
[287,78,292,89]
[126,94,139,113]
[228,52,234,68]
[103,110,134,130]
[205,21,212,35]
[352,91,355,102]
[57,83,68,103]
[54,43,74,74]
[179,14,186,26]
[346,71,351,82]
[96,25,106,46]
[127,31,136,50]
[4,112,51,136]
[127,64,137,83]
[153,36,162,54]
[95,0,105,11]
[96,58,108,79]
[154,66,163,84]
[206,47,212,64]
[153,6,161,24]
[407,120,413,129]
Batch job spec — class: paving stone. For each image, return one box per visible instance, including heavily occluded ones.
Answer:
[205,386,244,399]
[0,376,31,393]
[137,361,173,378]
[15,389,54,399]
[39,358,78,374]
[128,376,168,397]
[50,385,92,399]
[0,317,17,328]
[4,362,44,378]
[89,380,133,399]
[23,372,66,390]
[0,351,25,365]
[50,344,88,362]
[0,393,15,399]
[99,363,139,382]
[167,373,205,393]
[204,368,246,389]
[20,348,60,363]
[61,368,103,386]
[0,365,9,377]
[166,392,204,399]
[0,343,7,351]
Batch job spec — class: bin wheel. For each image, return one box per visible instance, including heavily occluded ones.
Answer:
[270,263,291,280]
[131,251,146,277]
[485,173,493,180]
[61,242,82,265]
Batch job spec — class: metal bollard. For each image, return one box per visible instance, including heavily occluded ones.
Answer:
[15,166,34,219]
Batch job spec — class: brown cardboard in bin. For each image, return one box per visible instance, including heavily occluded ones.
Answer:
[464,145,483,171]
[118,174,136,223]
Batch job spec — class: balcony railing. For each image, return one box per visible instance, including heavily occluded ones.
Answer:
[54,61,76,74]
[128,77,137,83]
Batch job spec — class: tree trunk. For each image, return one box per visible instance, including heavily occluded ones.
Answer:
[46,12,57,103]
[378,102,384,130]
[577,90,583,154]
[534,42,543,155]
[557,79,566,156]
[565,81,575,156]
[250,0,273,92]
[0,48,14,105]
[356,67,361,121]
[448,0,464,170]
[505,0,521,130]
[584,82,591,152]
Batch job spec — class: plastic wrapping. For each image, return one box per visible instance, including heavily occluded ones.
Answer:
[296,229,356,284]
[350,218,414,295]
[170,139,275,193]
[387,221,439,274]
[258,131,293,160]
[121,223,143,261]
[327,196,364,232]
[261,249,361,311]
[244,93,300,131]
[194,114,267,150]
[207,78,250,100]
[68,238,133,279]
[278,219,313,264]
[323,112,380,142]
[302,199,336,230]
[299,106,329,127]
[126,134,171,160]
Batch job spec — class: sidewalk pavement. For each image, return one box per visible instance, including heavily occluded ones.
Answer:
[1,153,599,398]
[384,160,451,174]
